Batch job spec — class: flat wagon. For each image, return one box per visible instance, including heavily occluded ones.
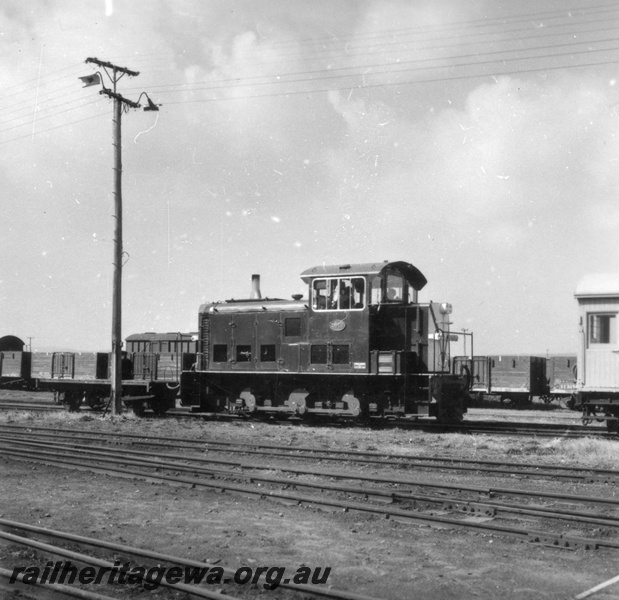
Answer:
[454,354,547,406]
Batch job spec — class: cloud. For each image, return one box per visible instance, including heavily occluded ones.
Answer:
[2,0,618,354]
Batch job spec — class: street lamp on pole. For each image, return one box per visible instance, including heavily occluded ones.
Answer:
[80,57,159,415]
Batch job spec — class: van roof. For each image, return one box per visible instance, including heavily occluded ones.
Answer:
[575,273,619,298]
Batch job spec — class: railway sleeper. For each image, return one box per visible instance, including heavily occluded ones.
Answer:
[441,501,498,517]
[528,532,598,551]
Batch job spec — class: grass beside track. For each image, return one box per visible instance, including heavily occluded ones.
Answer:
[0,410,618,470]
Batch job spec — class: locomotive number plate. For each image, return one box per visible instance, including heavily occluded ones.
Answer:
[329,319,346,332]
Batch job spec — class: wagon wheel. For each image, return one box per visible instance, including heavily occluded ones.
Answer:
[151,401,169,416]
[132,402,146,417]
[581,406,597,426]
[64,391,82,412]
[85,393,106,410]
[501,396,513,407]
[605,411,619,434]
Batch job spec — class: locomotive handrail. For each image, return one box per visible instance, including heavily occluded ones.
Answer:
[428,303,451,373]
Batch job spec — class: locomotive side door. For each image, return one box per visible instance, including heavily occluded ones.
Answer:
[278,313,308,372]
[254,312,281,371]
[229,312,256,370]
[307,276,369,373]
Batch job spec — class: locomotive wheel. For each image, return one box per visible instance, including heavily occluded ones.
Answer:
[239,389,257,413]
[341,391,362,417]
[288,389,308,415]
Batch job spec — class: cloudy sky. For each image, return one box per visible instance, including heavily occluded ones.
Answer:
[2,0,618,355]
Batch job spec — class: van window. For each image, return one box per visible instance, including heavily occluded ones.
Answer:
[589,314,616,344]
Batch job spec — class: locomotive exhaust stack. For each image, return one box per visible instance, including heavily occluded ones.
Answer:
[250,274,262,299]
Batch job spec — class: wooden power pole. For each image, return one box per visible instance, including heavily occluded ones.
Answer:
[83,57,140,415]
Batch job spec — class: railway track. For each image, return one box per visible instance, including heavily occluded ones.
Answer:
[0,566,119,600]
[0,423,617,484]
[1,426,618,552]
[0,395,614,438]
[0,400,65,412]
[0,519,379,600]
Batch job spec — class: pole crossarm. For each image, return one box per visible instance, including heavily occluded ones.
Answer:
[85,57,140,77]
[100,88,140,109]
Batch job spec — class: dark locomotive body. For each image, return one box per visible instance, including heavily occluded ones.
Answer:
[181,261,468,422]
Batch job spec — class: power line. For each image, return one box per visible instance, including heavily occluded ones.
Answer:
[3,4,617,107]
[259,3,619,50]
[122,36,619,98]
[2,4,617,117]
[2,50,617,146]
[3,6,619,145]
[159,55,619,106]
[1,97,104,133]
[241,7,619,62]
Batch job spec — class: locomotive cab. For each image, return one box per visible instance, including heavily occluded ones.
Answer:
[300,261,464,420]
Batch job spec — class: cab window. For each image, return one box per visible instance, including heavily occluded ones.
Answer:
[313,277,365,311]
[385,273,404,302]
[370,275,382,305]
[370,272,406,304]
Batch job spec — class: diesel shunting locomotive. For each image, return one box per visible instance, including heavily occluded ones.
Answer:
[180,260,468,423]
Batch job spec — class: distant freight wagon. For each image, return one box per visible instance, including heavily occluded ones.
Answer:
[0,333,196,414]
[454,355,547,406]
[453,354,577,406]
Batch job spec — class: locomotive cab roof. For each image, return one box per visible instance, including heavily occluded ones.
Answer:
[300,260,427,290]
